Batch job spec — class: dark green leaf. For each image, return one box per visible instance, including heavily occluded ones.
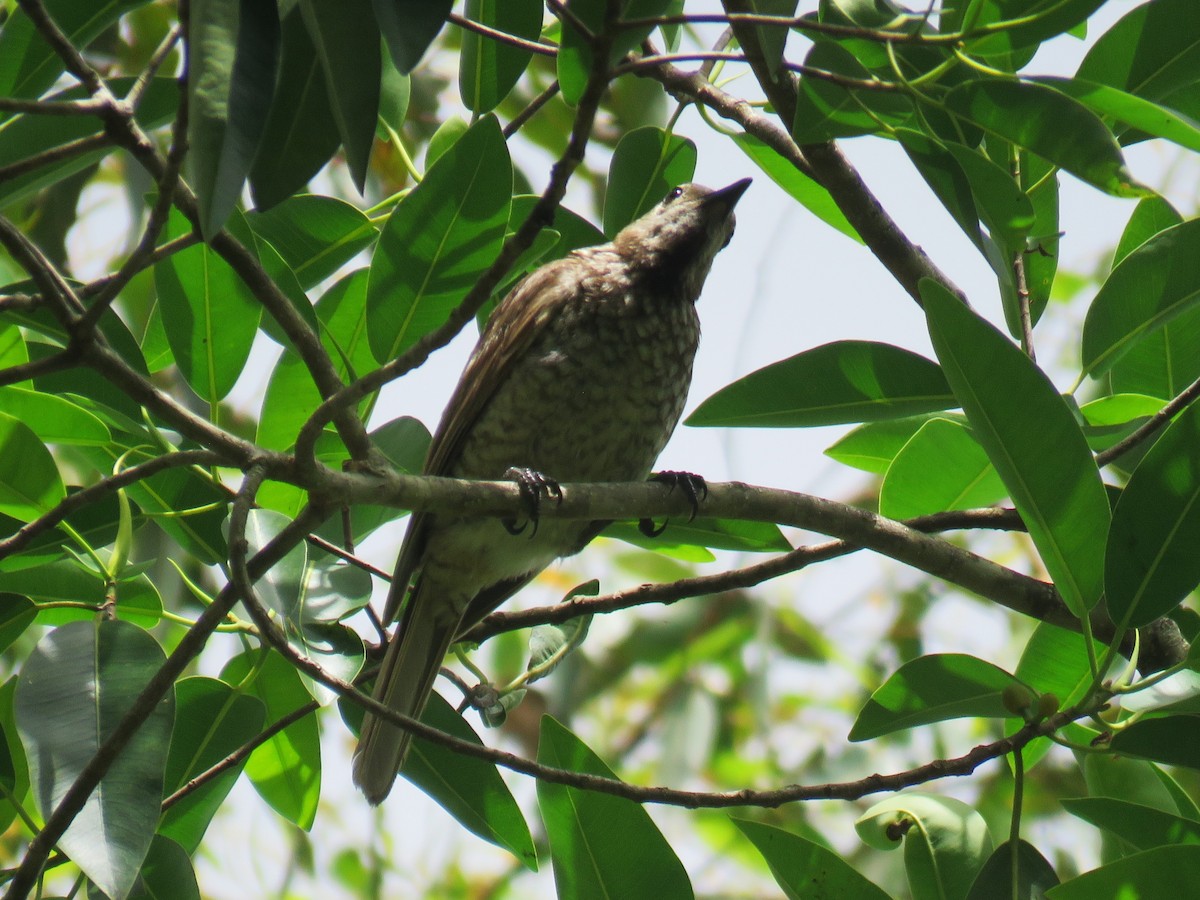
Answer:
[880,418,1005,519]
[605,517,791,553]
[249,9,341,210]
[15,620,174,900]
[898,128,983,249]
[966,840,1059,900]
[792,42,911,143]
[1105,398,1200,627]
[1035,77,1200,154]
[945,80,1148,197]
[1076,0,1200,102]
[1114,196,1182,267]
[372,0,453,72]
[249,195,377,288]
[537,716,693,898]
[460,0,543,113]
[922,279,1110,615]
[188,0,280,235]
[161,677,266,853]
[604,126,697,237]
[299,0,381,190]
[557,0,673,105]
[1110,716,1200,770]
[1046,846,1200,898]
[154,208,262,402]
[401,692,538,868]
[1063,797,1200,851]
[735,818,892,899]
[1083,218,1200,378]
[127,836,200,900]
[963,0,1106,57]
[850,653,1022,741]
[687,341,954,428]
[0,595,36,655]
[367,115,511,362]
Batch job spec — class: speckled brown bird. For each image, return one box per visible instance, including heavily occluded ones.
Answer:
[353,178,750,803]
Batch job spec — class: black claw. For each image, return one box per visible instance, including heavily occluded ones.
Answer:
[650,470,707,522]
[503,466,562,539]
[639,517,668,538]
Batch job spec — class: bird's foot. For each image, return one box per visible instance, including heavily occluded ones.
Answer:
[639,471,708,537]
[501,467,563,538]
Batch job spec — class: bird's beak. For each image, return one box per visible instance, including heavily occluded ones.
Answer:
[706,178,752,208]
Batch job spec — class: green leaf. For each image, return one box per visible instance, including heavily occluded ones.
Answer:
[898,128,984,250]
[606,517,791,553]
[850,653,1023,741]
[1106,398,1200,627]
[730,131,861,242]
[825,412,966,474]
[249,8,341,210]
[1115,196,1183,267]
[735,818,892,899]
[0,412,65,521]
[0,0,148,103]
[160,677,266,853]
[154,208,262,403]
[460,0,543,113]
[1035,77,1200,154]
[372,0,453,72]
[687,340,954,428]
[400,693,537,868]
[556,0,673,106]
[791,41,911,143]
[1046,846,1200,898]
[537,716,693,898]
[922,279,1110,616]
[0,387,110,446]
[221,652,321,830]
[1063,797,1200,851]
[126,836,200,900]
[15,620,174,900]
[603,126,697,236]
[1110,716,1200,770]
[945,80,1149,197]
[966,840,1059,900]
[367,115,511,362]
[0,595,36,655]
[880,418,1006,519]
[962,0,1106,57]
[248,195,378,289]
[857,794,992,900]
[1082,218,1200,379]
[944,142,1035,251]
[187,0,281,236]
[299,0,381,190]
[0,561,160,626]
[1076,0,1200,103]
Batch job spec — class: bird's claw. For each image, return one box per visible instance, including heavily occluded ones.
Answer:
[501,466,562,538]
[639,470,707,537]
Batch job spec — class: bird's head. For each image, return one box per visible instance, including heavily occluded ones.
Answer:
[613,178,751,301]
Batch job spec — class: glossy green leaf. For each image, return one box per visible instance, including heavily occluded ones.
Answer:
[187,0,280,236]
[557,0,673,106]
[0,561,159,626]
[537,716,692,898]
[898,128,983,250]
[856,794,992,900]
[160,677,266,853]
[963,0,1106,57]
[1046,846,1200,899]
[1115,196,1183,266]
[299,0,380,190]
[460,0,543,113]
[687,340,954,428]
[154,209,261,402]
[15,620,174,900]
[248,195,377,288]
[923,279,1110,615]
[966,840,1059,900]
[792,41,911,143]
[735,819,892,900]
[0,0,147,102]
[880,418,1006,519]
[0,412,64,521]
[367,115,511,362]
[221,652,321,830]
[120,466,228,566]
[1063,797,1200,851]
[0,595,36,655]
[1105,399,1200,627]
[372,0,453,72]
[1110,716,1200,770]
[1082,218,1200,379]
[946,80,1148,197]
[945,142,1035,250]
[824,412,966,474]
[850,653,1022,741]
[1035,76,1200,153]
[126,836,200,900]
[730,131,861,242]
[606,516,791,553]
[0,387,109,446]
[1076,0,1200,102]
[400,692,537,868]
[249,9,341,210]
[603,126,697,236]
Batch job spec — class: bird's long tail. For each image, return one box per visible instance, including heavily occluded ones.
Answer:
[352,578,459,804]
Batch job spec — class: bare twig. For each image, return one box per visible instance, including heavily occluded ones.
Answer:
[1096,373,1200,468]
[448,12,556,57]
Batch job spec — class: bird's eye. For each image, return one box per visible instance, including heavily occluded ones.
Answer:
[663,186,684,204]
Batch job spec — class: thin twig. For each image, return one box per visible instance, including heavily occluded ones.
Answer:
[504,80,562,139]
[448,12,556,57]
[1096,373,1200,467]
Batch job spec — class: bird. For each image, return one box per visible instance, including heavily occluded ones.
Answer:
[353,178,751,803]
